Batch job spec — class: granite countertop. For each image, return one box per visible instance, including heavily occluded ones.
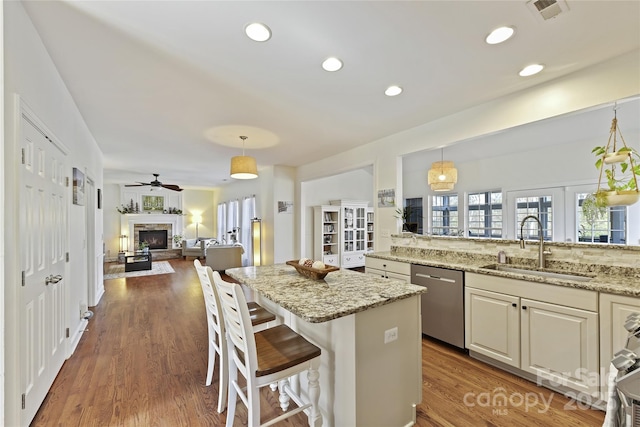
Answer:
[226,264,426,323]
[366,251,640,297]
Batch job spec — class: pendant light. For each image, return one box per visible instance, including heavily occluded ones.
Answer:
[230,135,258,180]
[427,148,457,192]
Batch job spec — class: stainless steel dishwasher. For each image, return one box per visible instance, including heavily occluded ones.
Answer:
[411,264,465,349]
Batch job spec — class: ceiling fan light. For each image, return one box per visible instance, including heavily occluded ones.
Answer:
[230,155,258,179]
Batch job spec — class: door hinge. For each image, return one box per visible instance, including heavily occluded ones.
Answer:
[65,176,70,187]
[21,148,25,165]
[21,271,25,287]
[66,328,70,338]
[22,393,25,409]
[66,252,69,262]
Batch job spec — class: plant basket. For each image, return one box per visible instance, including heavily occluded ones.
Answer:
[605,191,640,206]
[286,260,339,280]
[603,151,632,165]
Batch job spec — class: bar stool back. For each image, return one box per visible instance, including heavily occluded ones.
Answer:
[193,260,277,413]
[214,275,322,427]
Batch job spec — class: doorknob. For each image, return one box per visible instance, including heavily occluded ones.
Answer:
[45,275,62,285]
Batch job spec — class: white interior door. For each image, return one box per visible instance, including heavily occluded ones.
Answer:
[19,113,68,425]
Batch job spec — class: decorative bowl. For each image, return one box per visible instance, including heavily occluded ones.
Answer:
[286,260,339,280]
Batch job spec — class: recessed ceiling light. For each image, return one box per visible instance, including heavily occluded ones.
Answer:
[322,57,343,72]
[245,23,271,42]
[385,85,403,97]
[485,26,515,45]
[519,64,544,77]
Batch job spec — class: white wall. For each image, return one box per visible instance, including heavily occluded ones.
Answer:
[301,167,374,258]
[0,3,5,423]
[3,2,104,425]
[216,165,296,265]
[298,50,640,253]
[183,189,215,240]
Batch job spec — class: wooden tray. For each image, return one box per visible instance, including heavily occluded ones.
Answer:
[286,260,339,280]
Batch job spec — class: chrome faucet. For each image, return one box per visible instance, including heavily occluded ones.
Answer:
[519,215,552,268]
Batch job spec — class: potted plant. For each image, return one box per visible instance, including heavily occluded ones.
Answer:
[592,144,640,206]
[138,241,150,253]
[394,206,419,232]
[591,114,640,207]
[172,234,183,247]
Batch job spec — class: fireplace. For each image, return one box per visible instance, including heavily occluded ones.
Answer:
[139,230,168,249]
[122,214,183,253]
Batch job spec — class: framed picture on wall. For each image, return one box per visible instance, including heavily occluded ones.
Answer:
[278,201,293,214]
[72,167,85,206]
[377,188,395,207]
[142,195,164,211]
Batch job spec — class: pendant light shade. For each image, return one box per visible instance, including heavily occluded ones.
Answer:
[427,149,457,192]
[230,136,258,179]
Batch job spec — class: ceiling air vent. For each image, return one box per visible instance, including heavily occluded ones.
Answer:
[526,0,569,22]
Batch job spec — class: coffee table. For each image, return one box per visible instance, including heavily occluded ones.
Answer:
[124,251,152,272]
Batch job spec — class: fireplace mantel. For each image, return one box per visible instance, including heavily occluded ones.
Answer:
[120,214,184,251]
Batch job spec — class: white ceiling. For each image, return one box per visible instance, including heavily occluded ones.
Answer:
[22,0,640,189]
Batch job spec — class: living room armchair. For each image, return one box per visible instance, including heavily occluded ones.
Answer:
[182,238,216,259]
[205,244,244,272]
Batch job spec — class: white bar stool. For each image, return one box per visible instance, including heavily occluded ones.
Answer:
[214,274,322,427]
[193,260,278,413]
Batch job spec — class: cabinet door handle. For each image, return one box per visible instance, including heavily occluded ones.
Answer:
[522,306,528,310]
[512,303,517,308]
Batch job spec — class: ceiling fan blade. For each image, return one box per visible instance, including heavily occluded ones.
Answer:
[124,183,149,187]
[161,184,183,192]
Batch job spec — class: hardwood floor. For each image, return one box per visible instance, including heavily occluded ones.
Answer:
[31,258,605,426]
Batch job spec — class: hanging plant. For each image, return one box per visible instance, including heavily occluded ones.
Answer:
[592,108,640,207]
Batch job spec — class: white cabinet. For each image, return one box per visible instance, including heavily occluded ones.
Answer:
[366,208,374,253]
[599,293,640,401]
[365,257,410,283]
[465,272,599,397]
[313,206,340,266]
[465,287,520,367]
[314,200,370,268]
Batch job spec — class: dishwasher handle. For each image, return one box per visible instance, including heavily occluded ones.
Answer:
[413,273,457,283]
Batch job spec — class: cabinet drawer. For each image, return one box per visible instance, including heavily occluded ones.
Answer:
[364,257,410,275]
[465,272,597,311]
[342,253,365,267]
[365,267,410,283]
[323,254,339,267]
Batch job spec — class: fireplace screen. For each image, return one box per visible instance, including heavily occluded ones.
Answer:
[139,230,168,249]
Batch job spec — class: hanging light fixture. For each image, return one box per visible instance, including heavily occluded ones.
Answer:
[230,135,258,179]
[427,148,457,192]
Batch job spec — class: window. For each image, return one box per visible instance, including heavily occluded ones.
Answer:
[468,191,502,238]
[405,198,423,234]
[577,193,626,244]
[516,196,553,241]
[431,194,458,236]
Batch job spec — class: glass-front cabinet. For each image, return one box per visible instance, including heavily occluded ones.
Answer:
[332,200,371,268]
[315,201,372,268]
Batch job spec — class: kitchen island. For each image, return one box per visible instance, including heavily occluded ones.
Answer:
[226,264,426,427]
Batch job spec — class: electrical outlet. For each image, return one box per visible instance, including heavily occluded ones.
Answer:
[381,229,391,238]
[384,327,398,344]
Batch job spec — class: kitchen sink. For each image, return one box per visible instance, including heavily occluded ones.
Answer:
[480,264,595,282]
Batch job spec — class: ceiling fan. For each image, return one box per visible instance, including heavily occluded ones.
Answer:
[125,173,183,192]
